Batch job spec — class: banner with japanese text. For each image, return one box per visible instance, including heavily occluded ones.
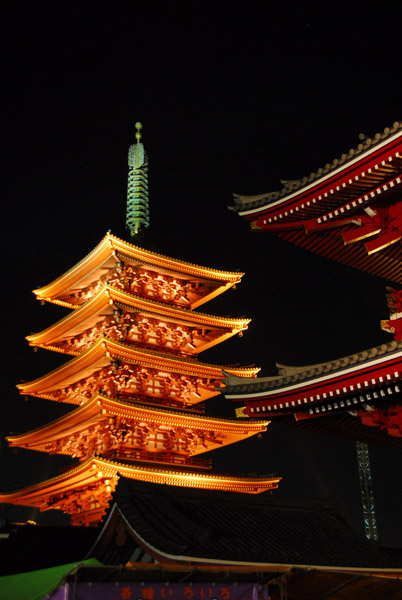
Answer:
[47,582,269,600]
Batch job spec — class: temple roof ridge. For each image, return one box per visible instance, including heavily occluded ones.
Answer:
[231,120,402,212]
[276,339,402,375]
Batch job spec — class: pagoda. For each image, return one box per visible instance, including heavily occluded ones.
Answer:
[0,124,280,526]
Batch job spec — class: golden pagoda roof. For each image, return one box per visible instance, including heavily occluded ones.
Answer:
[17,336,259,400]
[7,393,269,455]
[33,233,244,309]
[27,284,250,354]
[0,455,281,506]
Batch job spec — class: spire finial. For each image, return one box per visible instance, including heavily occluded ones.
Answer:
[135,122,143,142]
[126,122,150,237]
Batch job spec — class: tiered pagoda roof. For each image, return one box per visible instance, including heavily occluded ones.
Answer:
[230,121,402,283]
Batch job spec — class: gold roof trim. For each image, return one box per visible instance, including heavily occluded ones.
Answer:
[0,455,281,502]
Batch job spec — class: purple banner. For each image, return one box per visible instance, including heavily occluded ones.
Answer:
[47,582,269,600]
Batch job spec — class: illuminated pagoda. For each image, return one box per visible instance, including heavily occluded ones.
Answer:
[225,121,402,443]
[0,125,280,526]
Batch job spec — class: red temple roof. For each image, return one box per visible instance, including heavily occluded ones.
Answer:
[231,122,402,283]
[223,340,402,438]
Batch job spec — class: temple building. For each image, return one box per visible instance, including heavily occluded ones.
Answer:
[0,126,280,527]
[2,124,402,597]
[225,121,402,444]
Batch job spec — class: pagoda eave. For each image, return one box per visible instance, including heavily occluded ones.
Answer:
[18,337,259,403]
[7,393,270,457]
[26,284,250,355]
[33,234,244,309]
[0,456,281,526]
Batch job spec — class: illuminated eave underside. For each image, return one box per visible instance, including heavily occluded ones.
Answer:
[0,455,281,502]
[33,233,244,309]
[250,170,402,283]
[26,284,250,353]
[225,343,402,417]
[7,393,269,453]
[17,336,259,399]
[274,224,402,284]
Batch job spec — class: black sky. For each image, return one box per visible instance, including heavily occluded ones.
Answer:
[2,3,402,545]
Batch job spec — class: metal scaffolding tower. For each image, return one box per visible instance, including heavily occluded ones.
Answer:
[356,441,378,541]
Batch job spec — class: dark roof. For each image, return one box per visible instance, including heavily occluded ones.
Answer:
[1,479,401,578]
[102,477,401,569]
[0,520,98,576]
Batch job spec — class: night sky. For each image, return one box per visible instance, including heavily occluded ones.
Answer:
[2,4,402,546]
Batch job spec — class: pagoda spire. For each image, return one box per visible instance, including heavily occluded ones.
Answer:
[126,122,150,237]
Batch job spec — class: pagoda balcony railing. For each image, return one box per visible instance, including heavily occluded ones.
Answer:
[102,448,212,469]
[118,338,194,358]
[119,394,206,413]
[70,505,107,527]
